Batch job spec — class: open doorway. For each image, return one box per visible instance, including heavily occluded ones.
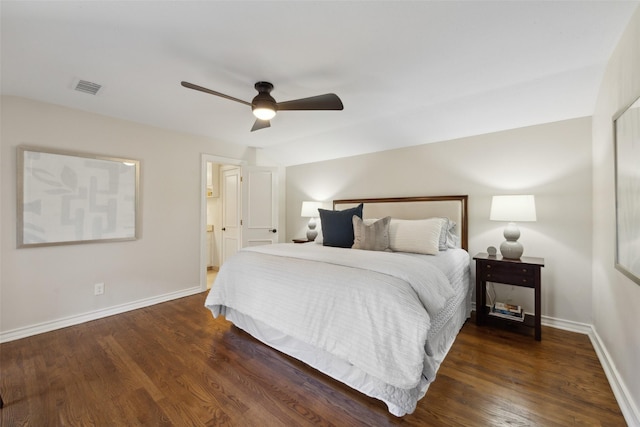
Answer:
[205,161,220,289]
[200,154,244,292]
[200,156,280,292]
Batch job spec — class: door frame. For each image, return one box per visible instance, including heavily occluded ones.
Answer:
[200,154,245,292]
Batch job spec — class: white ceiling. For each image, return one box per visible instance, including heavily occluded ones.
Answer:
[1,1,638,166]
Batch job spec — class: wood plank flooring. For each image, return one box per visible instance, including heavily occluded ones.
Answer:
[0,293,626,426]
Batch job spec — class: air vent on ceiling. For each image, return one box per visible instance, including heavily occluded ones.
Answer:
[74,79,102,95]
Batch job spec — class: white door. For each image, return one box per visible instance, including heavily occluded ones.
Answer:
[221,167,241,264]
[242,166,279,247]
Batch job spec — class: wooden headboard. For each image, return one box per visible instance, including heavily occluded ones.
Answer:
[333,195,468,251]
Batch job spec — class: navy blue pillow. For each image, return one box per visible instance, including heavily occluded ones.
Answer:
[318,203,364,248]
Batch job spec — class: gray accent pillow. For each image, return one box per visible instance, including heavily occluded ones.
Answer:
[352,216,391,251]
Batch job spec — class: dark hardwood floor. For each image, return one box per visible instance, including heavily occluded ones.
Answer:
[0,293,626,426]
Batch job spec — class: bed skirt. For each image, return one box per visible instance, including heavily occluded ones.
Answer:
[217,277,471,417]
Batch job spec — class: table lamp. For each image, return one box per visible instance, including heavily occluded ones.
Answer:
[300,201,322,241]
[490,195,537,259]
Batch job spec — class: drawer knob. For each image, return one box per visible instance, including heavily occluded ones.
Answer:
[522,268,528,273]
[486,265,492,269]
[522,279,528,283]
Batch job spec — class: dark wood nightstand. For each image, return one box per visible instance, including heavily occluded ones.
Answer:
[292,238,310,243]
[474,253,545,340]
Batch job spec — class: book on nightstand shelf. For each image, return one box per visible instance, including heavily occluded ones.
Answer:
[489,302,525,322]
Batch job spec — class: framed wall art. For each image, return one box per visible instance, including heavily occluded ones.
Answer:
[614,95,640,285]
[17,146,140,248]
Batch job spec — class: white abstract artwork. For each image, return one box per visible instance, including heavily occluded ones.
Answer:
[615,96,640,285]
[18,147,139,247]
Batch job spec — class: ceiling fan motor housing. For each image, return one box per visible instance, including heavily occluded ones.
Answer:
[252,81,277,115]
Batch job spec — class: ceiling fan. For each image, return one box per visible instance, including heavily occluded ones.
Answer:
[181,81,344,131]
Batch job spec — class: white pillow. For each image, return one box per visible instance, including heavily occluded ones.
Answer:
[437,218,459,250]
[389,218,443,255]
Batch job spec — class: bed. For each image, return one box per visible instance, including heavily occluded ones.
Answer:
[205,195,471,416]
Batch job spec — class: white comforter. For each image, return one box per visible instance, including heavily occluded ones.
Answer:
[205,243,456,390]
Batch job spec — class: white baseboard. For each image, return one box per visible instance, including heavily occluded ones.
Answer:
[588,326,640,427]
[539,313,593,335]
[0,286,203,344]
[471,303,638,426]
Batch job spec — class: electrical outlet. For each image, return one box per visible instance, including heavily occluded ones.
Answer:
[94,282,105,295]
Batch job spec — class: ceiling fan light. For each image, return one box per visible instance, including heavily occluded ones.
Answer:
[252,89,277,121]
[252,107,276,120]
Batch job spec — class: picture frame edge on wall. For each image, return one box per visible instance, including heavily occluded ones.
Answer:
[16,145,141,248]
[613,94,640,286]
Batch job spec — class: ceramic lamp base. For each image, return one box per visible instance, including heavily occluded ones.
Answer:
[500,241,523,259]
[306,218,317,241]
[500,222,524,259]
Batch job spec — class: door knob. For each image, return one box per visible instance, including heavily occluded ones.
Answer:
[270,229,277,233]
[222,227,226,231]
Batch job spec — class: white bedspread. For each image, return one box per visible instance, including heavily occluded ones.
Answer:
[205,243,457,390]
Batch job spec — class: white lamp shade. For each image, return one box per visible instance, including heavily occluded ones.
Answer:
[490,195,537,222]
[300,201,323,218]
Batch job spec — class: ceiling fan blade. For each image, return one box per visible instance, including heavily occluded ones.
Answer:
[181,81,252,107]
[251,119,271,132]
[276,93,343,111]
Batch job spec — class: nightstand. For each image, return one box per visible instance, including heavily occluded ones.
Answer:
[474,253,545,340]
[292,238,310,243]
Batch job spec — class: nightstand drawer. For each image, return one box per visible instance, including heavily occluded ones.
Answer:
[482,271,536,286]
[480,262,537,286]
[483,262,535,277]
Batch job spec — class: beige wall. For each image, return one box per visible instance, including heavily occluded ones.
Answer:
[0,96,254,338]
[287,117,593,325]
[592,6,640,425]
